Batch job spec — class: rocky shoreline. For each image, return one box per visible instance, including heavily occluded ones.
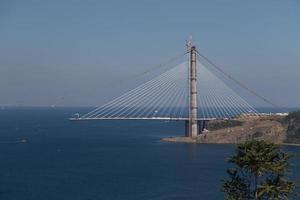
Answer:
[161,137,300,147]
[161,114,300,145]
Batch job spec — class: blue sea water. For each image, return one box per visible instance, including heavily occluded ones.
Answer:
[0,107,299,200]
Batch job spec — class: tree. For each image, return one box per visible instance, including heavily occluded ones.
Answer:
[222,140,297,200]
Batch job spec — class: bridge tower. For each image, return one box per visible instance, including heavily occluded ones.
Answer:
[186,45,198,138]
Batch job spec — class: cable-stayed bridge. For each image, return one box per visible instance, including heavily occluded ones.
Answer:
[71,43,273,138]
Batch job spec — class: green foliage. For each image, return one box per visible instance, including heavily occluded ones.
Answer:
[222,140,297,200]
[207,120,243,131]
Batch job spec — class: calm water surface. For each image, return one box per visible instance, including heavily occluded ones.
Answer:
[0,108,299,200]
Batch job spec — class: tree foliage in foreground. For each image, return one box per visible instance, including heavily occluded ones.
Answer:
[222,140,297,200]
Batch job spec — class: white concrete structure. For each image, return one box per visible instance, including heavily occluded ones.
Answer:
[189,46,198,138]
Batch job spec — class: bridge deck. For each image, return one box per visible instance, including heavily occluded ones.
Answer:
[69,117,217,121]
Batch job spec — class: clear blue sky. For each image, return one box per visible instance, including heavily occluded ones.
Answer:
[0,0,299,107]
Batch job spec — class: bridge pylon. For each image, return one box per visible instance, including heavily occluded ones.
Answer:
[188,45,198,138]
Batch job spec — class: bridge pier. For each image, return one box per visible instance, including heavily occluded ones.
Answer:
[185,120,189,137]
[185,120,208,136]
[198,120,207,133]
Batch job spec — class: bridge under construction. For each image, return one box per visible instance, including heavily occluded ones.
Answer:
[71,41,277,138]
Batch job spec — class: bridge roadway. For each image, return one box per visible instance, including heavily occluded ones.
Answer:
[69,117,217,121]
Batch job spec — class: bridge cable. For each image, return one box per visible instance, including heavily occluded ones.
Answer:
[101,51,189,89]
[196,51,282,109]
[81,51,188,117]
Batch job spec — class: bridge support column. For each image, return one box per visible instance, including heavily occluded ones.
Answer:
[198,120,207,133]
[189,46,198,138]
[185,120,190,137]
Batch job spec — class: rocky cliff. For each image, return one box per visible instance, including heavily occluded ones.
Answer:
[162,112,300,145]
[198,116,287,144]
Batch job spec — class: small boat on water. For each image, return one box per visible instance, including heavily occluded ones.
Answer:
[21,138,27,143]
